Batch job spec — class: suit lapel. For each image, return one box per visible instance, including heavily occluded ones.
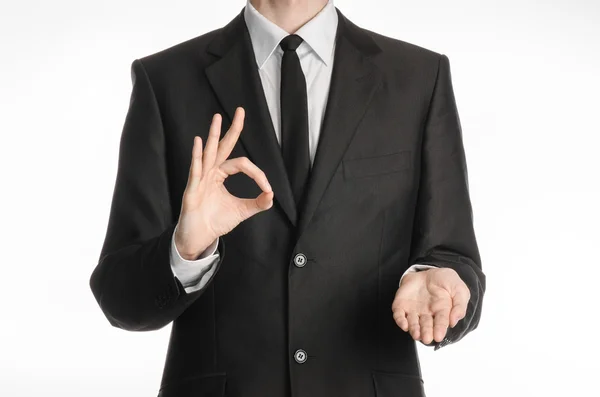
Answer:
[297,10,383,237]
[205,11,298,226]
[204,9,383,235]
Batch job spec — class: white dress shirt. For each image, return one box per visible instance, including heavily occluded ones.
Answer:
[169,0,433,294]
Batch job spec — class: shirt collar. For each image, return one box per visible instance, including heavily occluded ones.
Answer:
[244,0,338,69]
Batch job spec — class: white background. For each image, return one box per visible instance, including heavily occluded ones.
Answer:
[1,0,599,396]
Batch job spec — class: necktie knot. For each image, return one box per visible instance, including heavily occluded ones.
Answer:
[280,34,303,52]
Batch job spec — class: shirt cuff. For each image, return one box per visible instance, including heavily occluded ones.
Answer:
[398,264,438,286]
[170,224,220,293]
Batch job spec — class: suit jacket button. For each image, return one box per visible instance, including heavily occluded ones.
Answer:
[293,253,307,268]
[294,349,307,364]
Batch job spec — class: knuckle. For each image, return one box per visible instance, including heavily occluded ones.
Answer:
[215,167,228,180]
[239,156,250,166]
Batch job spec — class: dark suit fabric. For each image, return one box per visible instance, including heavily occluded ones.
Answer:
[90,8,485,397]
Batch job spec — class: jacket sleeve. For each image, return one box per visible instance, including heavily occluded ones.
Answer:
[89,59,224,332]
[408,54,486,350]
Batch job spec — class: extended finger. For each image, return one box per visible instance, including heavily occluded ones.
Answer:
[219,157,272,193]
[215,107,245,165]
[419,314,434,344]
[433,308,450,342]
[392,307,408,332]
[187,136,203,191]
[236,191,275,220]
[203,113,222,174]
[407,312,420,341]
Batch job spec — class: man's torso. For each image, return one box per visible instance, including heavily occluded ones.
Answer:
[138,8,442,397]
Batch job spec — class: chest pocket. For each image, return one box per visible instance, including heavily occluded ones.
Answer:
[343,150,411,180]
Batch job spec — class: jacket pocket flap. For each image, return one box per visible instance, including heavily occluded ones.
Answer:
[158,373,226,397]
[372,370,425,397]
[343,151,411,179]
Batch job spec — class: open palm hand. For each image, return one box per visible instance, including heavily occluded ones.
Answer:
[392,268,470,345]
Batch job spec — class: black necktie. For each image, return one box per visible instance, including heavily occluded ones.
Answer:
[279,34,310,211]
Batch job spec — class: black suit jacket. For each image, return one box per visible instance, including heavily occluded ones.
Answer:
[90,8,485,397]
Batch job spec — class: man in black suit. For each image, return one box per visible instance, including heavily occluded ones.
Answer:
[90,1,485,396]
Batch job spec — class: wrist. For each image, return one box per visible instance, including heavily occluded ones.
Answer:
[174,223,218,260]
[400,270,420,287]
[178,238,216,260]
